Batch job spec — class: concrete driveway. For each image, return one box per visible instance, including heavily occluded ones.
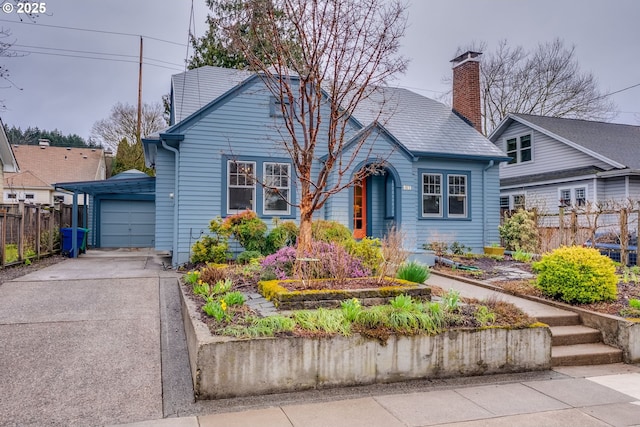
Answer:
[0,249,179,427]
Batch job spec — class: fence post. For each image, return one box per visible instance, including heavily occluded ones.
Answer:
[558,207,565,246]
[18,200,24,261]
[35,206,42,258]
[571,209,578,245]
[49,206,54,254]
[620,208,629,266]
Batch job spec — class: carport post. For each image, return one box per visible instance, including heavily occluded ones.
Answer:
[71,192,78,258]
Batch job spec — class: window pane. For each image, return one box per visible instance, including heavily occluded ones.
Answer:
[229,188,254,211]
[506,138,517,152]
[265,189,288,212]
[500,196,510,208]
[521,148,532,162]
[423,195,441,215]
[449,196,465,215]
[520,134,531,148]
[513,194,525,209]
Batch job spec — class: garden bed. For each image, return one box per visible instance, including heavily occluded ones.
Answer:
[179,281,551,400]
[258,277,431,310]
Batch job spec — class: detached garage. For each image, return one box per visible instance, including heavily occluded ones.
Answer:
[55,170,156,249]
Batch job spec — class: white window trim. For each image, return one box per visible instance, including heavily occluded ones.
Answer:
[263,162,291,215]
[447,174,467,218]
[512,193,526,210]
[558,186,588,208]
[227,160,256,214]
[505,133,533,165]
[421,173,443,217]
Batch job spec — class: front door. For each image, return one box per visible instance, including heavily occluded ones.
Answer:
[353,178,367,239]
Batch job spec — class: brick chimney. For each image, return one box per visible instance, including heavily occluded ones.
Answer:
[451,51,482,133]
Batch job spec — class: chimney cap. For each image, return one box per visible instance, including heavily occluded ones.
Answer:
[450,51,482,67]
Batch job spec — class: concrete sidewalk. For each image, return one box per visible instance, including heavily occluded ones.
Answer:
[2,250,640,427]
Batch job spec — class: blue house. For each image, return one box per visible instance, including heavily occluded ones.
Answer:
[143,52,509,266]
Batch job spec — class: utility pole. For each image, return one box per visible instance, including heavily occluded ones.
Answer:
[137,36,143,143]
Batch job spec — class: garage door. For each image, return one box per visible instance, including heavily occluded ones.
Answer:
[100,199,155,248]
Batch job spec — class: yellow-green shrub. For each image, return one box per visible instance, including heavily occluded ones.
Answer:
[532,246,617,304]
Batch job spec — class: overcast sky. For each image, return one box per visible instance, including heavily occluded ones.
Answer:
[0,0,638,141]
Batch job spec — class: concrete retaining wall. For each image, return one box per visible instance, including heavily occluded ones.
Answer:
[180,285,552,399]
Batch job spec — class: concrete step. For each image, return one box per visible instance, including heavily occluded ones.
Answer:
[536,312,581,327]
[549,325,602,346]
[552,343,623,366]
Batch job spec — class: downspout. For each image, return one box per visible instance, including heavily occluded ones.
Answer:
[161,139,180,267]
[482,160,495,247]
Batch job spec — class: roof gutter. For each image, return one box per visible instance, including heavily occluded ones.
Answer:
[161,138,180,267]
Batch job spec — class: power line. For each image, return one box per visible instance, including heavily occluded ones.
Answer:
[0,18,186,47]
[8,49,184,71]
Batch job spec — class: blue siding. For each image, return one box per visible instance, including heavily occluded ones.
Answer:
[155,149,175,251]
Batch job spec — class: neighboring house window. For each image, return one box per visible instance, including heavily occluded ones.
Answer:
[560,189,572,207]
[513,194,525,210]
[506,134,532,164]
[422,173,442,216]
[499,196,510,210]
[420,170,470,219]
[263,162,290,214]
[227,160,256,213]
[54,195,65,203]
[559,187,587,208]
[6,193,16,199]
[25,194,35,200]
[448,175,467,217]
[575,187,586,207]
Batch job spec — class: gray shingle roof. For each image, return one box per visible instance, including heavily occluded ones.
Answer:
[509,114,640,169]
[171,66,507,160]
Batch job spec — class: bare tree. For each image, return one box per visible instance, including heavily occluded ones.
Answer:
[91,102,166,151]
[452,39,615,135]
[217,0,408,253]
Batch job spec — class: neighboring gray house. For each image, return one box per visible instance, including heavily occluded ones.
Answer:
[489,114,640,215]
[144,52,509,266]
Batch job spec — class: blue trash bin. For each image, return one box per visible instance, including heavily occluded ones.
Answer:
[61,228,88,257]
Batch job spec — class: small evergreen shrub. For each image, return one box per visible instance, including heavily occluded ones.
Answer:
[311,220,354,245]
[532,246,617,304]
[396,260,430,284]
[499,209,538,253]
[222,210,268,253]
[265,220,298,254]
[191,235,230,264]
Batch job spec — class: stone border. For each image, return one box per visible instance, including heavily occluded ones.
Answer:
[180,281,551,400]
[258,278,431,310]
[432,270,640,363]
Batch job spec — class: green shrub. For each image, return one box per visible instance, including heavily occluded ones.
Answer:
[236,250,263,264]
[499,209,538,253]
[222,210,268,253]
[265,220,298,254]
[449,241,470,255]
[532,246,617,304]
[620,299,640,318]
[345,237,382,274]
[396,260,430,283]
[311,220,354,245]
[190,217,231,264]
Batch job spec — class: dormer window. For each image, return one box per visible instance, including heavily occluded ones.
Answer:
[506,134,532,164]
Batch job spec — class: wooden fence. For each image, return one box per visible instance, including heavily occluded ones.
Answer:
[0,202,83,268]
[528,206,639,265]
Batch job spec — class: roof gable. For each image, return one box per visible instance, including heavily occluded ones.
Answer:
[4,170,52,189]
[11,145,106,185]
[490,114,640,169]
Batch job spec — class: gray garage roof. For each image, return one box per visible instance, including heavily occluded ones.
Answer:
[55,170,155,196]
